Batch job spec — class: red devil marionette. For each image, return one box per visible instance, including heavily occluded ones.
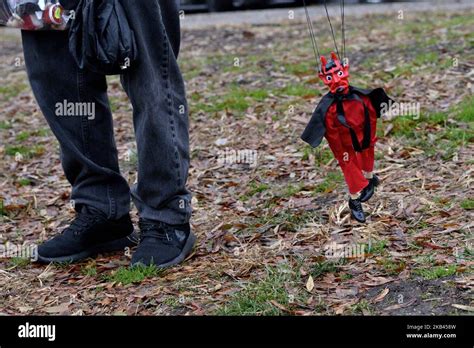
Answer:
[301,1,393,222]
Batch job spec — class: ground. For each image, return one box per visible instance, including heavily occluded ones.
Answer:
[0,5,473,315]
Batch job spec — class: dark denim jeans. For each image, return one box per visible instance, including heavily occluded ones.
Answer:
[21,0,192,225]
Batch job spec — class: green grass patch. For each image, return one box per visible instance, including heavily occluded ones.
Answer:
[239,181,270,201]
[313,171,343,194]
[216,266,297,315]
[389,115,418,137]
[366,240,388,255]
[283,183,304,198]
[388,102,473,158]
[379,259,406,275]
[413,51,440,67]
[311,260,343,278]
[341,273,354,280]
[283,61,314,76]
[8,257,30,268]
[17,178,32,187]
[350,299,374,315]
[15,131,30,142]
[0,83,28,99]
[460,198,474,210]
[274,84,317,98]
[0,121,12,129]
[107,264,163,285]
[413,265,457,280]
[193,86,270,115]
[441,14,474,28]
[454,96,474,123]
[5,145,45,158]
[256,210,315,232]
[81,264,98,277]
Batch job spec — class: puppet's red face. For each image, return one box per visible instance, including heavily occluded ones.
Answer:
[319,52,350,94]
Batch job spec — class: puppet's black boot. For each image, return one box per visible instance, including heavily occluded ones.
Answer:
[349,198,366,223]
[360,175,380,203]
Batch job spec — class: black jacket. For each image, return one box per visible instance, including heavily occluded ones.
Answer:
[301,86,393,148]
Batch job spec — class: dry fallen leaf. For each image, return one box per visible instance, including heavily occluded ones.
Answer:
[306,275,315,292]
[383,298,417,311]
[451,304,474,312]
[373,288,390,303]
[44,303,69,314]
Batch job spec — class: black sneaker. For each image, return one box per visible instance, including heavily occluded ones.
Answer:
[131,219,196,268]
[37,207,138,263]
[349,198,366,223]
[360,175,380,203]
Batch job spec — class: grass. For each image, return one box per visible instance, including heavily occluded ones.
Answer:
[16,178,32,187]
[313,171,343,194]
[239,181,270,201]
[8,257,30,268]
[256,210,315,231]
[454,96,474,123]
[413,253,436,266]
[15,131,30,142]
[350,299,374,315]
[366,240,388,255]
[283,184,304,198]
[388,99,473,159]
[5,145,45,158]
[413,265,458,280]
[413,51,440,67]
[274,84,317,98]
[216,266,297,315]
[0,83,27,99]
[460,198,474,210]
[301,146,334,165]
[311,260,343,278]
[0,121,12,129]
[379,259,406,275]
[283,61,313,76]
[107,264,164,285]
[81,263,98,277]
[193,85,270,115]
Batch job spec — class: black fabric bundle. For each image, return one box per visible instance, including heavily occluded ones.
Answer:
[68,0,137,75]
[60,0,81,10]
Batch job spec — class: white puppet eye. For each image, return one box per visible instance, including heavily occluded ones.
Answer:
[337,71,344,77]
[326,75,332,81]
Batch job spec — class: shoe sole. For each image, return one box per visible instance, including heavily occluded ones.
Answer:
[131,231,197,268]
[36,231,139,264]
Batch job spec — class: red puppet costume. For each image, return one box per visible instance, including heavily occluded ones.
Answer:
[301,52,393,222]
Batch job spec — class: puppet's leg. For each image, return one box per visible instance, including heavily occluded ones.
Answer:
[325,128,368,196]
[358,104,380,203]
[325,116,368,222]
[357,146,374,176]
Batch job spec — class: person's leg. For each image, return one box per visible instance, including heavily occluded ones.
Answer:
[22,30,131,219]
[22,30,135,263]
[120,0,192,225]
[116,0,195,266]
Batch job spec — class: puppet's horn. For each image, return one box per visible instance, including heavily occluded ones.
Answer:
[330,51,339,61]
[320,56,327,68]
